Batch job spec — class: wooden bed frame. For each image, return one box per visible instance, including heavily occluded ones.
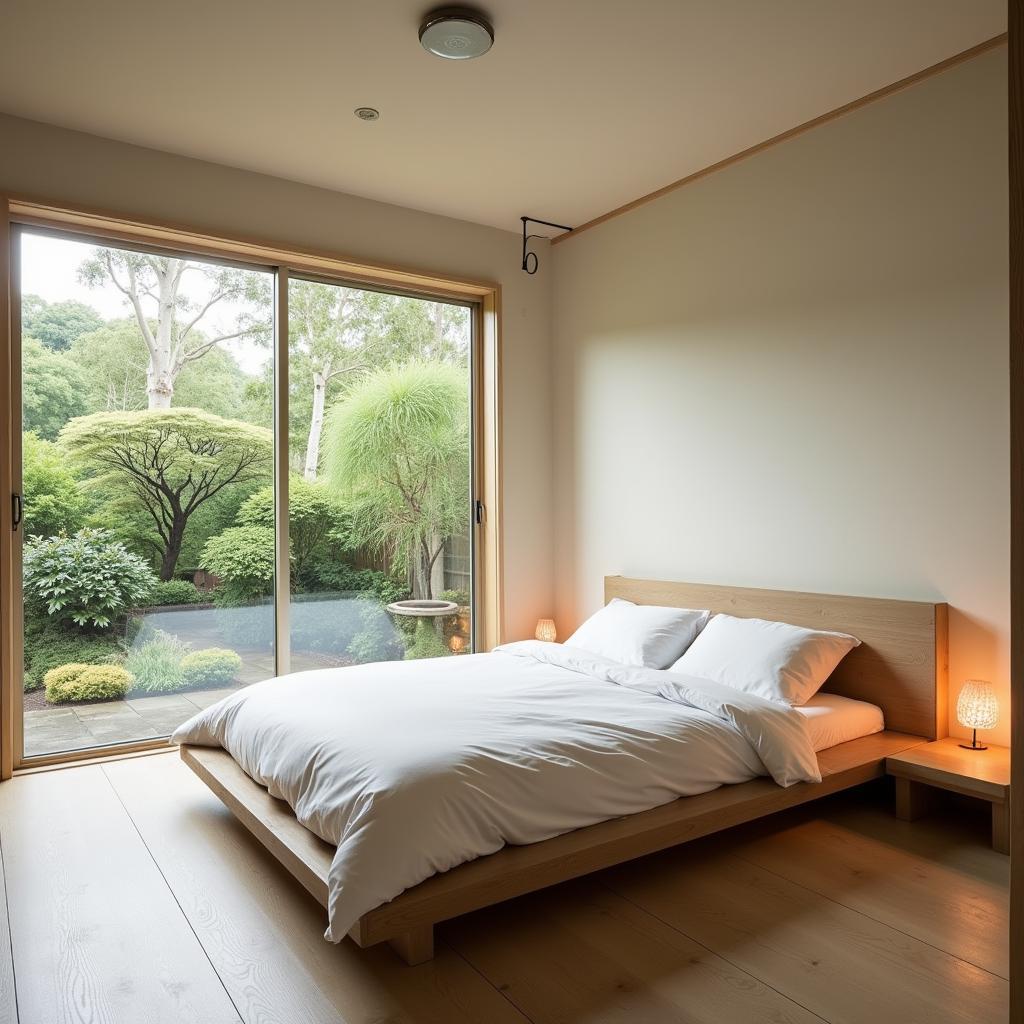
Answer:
[180,576,949,965]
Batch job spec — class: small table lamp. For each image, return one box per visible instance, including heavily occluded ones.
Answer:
[956,679,998,751]
[535,618,557,642]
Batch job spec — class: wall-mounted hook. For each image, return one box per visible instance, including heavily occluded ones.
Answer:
[521,216,573,274]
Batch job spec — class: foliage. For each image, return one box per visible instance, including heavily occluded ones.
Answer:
[21,432,91,539]
[21,296,103,352]
[201,525,276,604]
[236,478,349,584]
[322,361,470,599]
[79,247,271,409]
[180,648,242,688]
[403,618,450,661]
[68,320,253,419]
[21,337,88,439]
[311,563,408,605]
[347,596,406,663]
[125,630,188,693]
[23,626,123,692]
[60,408,273,580]
[440,588,470,607]
[143,580,203,607]
[45,663,134,703]
[23,528,157,628]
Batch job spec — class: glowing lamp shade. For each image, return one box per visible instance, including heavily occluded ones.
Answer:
[956,679,998,750]
[535,618,557,643]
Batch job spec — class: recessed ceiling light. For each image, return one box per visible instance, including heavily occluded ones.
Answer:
[419,7,494,60]
[354,107,380,122]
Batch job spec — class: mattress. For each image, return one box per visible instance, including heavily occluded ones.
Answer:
[797,691,885,751]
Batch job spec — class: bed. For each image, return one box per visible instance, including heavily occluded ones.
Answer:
[178,576,948,965]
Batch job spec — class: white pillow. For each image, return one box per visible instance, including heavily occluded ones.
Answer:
[670,614,860,706]
[566,598,710,669]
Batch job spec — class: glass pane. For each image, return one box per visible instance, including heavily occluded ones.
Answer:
[19,231,275,758]
[286,278,473,669]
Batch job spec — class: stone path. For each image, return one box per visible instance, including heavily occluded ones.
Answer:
[24,686,243,759]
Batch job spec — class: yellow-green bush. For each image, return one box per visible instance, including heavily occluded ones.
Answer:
[44,663,134,703]
[180,648,242,688]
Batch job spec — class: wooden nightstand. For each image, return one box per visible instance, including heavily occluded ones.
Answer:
[886,737,1010,854]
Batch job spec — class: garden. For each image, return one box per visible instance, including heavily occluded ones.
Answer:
[19,234,473,755]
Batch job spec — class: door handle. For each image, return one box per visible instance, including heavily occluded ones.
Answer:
[12,493,22,530]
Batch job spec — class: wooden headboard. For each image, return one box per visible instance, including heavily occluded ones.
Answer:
[605,577,949,740]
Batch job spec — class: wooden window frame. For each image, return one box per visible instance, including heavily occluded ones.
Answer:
[0,196,503,775]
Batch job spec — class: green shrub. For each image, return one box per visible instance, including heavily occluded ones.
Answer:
[180,648,242,688]
[23,528,158,628]
[143,580,203,607]
[403,618,450,661]
[238,478,350,581]
[312,563,409,605]
[125,631,188,693]
[440,588,470,607]
[201,525,277,605]
[348,596,406,664]
[23,626,123,691]
[45,663,133,703]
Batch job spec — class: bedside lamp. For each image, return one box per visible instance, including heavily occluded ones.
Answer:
[956,680,998,751]
[535,618,557,643]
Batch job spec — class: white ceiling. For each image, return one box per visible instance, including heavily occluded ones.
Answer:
[0,1,1007,233]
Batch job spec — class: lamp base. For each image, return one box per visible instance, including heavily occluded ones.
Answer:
[959,742,988,751]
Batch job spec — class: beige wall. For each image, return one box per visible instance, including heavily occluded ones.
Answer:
[0,113,554,645]
[551,49,1010,743]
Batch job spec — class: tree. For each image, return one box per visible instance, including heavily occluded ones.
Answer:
[21,296,102,352]
[322,361,469,599]
[288,281,369,481]
[21,337,87,439]
[69,319,251,418]
[60,409,273,580]
[79,248,270,409]
[286,283,472,481]
[22,433,91,539]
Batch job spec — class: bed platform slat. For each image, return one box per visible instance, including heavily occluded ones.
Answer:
[181,730,923,963]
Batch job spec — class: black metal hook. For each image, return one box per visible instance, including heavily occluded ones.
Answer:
[521,216,573,274]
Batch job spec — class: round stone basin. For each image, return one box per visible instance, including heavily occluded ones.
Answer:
[386,599,460,618]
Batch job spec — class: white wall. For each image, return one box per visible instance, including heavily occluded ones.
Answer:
[0,114,554,644]
[551,49,1009,744]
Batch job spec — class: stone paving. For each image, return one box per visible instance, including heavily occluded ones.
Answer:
[22,651,339,758]
[23,686,243,758]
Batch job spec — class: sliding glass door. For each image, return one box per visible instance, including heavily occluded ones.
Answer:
[285,277,475,669]
[11,225,480,765]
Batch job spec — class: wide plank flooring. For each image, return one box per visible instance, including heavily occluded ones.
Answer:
[0,752,1008,1024]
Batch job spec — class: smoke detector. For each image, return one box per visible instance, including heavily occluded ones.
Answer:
[419,7,494,60]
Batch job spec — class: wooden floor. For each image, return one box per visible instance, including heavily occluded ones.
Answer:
[0,752,1008,1024]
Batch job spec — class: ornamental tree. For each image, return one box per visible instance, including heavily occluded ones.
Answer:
[321,361,469,599]
[60,409,273,580]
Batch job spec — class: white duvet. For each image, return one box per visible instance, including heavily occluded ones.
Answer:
[172,640,821,941]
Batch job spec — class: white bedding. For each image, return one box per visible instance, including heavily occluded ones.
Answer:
[172,640,821,942]
[796,692,885,751]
